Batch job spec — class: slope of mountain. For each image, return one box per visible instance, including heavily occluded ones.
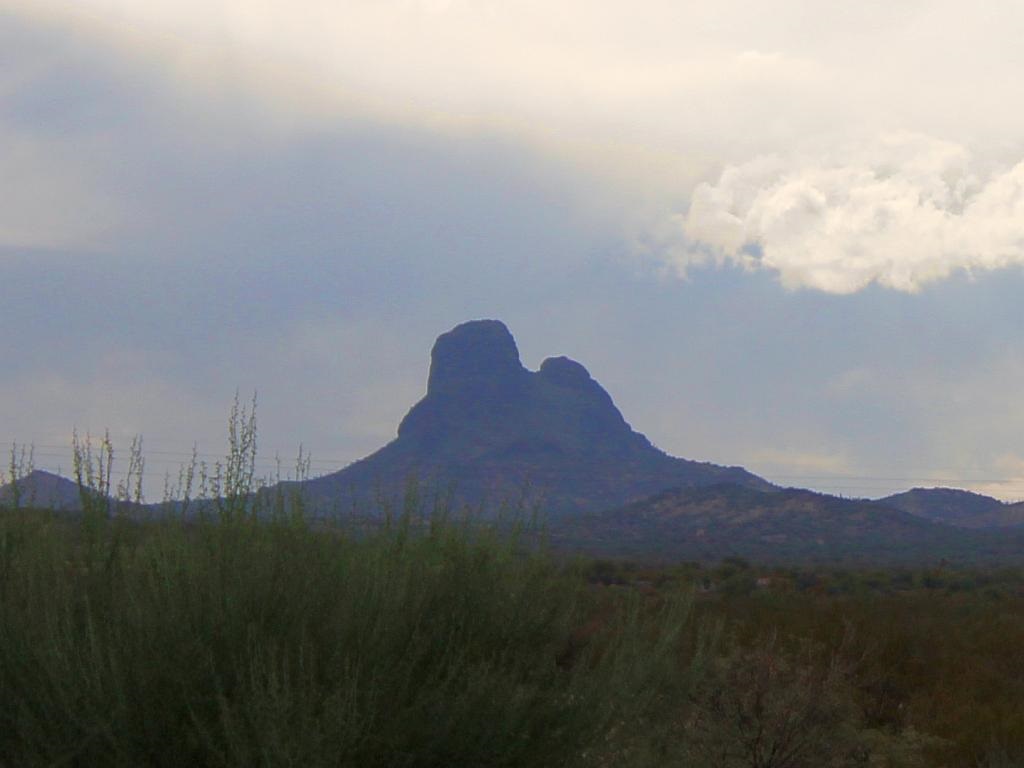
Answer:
[556,483,1024,564]
[0,470,81,511]
[302,319,770,517]
[879,487,1024,529]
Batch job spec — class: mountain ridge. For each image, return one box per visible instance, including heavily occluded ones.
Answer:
[301,319,770,516]
[559,482,1024,564]
[6,319,1024,563]
[879,487,1024,529]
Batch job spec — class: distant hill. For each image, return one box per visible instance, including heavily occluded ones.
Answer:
[301,319,770,517]
[879,487,1024,529]
[0,470,81,511]
[556,483,1024,564]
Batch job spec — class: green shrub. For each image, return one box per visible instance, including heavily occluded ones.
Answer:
[0,509,699,767]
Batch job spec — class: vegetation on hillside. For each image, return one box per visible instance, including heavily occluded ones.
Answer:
[560,484,1024,565]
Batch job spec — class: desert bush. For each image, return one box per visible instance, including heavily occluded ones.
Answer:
[0,506,698,767]
[674,632,939,768]
[0,408,696,768]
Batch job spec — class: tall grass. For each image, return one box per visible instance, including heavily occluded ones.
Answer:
[3,400,942,767]
[0,507,694,767]
[0,405,695,767]
[1,442,35,510]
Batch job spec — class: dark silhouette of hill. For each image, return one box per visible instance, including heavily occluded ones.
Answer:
[879,487,1024,529]
[0,470,142,519]
[302,319,770,516]
[556,483,1024,564]
[0,469,81,511]
[9,318,1021,563]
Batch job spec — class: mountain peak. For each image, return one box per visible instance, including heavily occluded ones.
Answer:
[0,469,81,510]
[538,356,593,388]
[426,319,526,394]
[311,318,770,516]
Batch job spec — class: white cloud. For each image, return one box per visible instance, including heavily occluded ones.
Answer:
[678,134,1024,293]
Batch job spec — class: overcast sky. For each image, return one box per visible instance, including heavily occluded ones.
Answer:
[3,1,1024,500]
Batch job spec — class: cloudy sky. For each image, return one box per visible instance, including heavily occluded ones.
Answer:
[3,0,1024,500]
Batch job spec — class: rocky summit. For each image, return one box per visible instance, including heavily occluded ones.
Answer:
[303,319,769,517]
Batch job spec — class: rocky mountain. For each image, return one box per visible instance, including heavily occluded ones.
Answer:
[11,318,1020,563]
[557,483,1024,564]
[878,487,1024,529]
[302,319,770,517]
[0,469,81,511]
